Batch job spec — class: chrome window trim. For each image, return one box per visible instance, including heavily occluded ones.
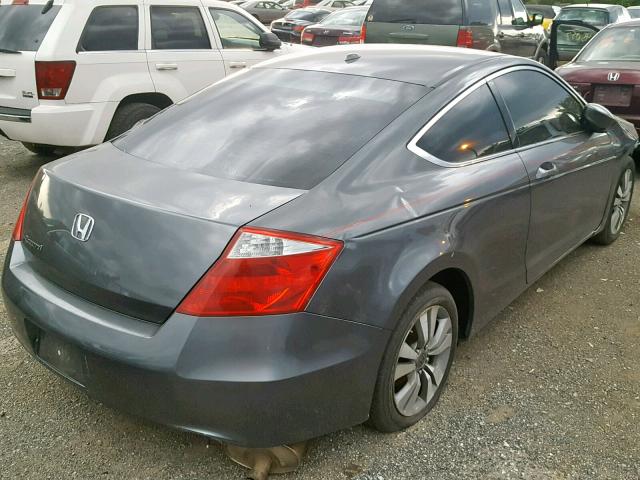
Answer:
[407,65,588,168]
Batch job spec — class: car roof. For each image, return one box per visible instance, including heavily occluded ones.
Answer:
[560,4,621,12]
[254,45,525,88]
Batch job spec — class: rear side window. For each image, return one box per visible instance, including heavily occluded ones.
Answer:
[368,0,463,25]
[493,71,584,148]
[497,0,512,24]
[114,69,425,190]
[466,0,497,26]
[414,84,512,163]
[0,4,61,52]
[78,6,139,52]
[151,6,211,50]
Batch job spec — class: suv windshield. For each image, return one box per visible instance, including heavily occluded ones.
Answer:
[114,69,425,190]
[578,26,640,62]
[0,5,61,52]
[368,0,463,25]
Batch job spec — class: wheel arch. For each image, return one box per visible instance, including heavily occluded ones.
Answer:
[389,259,476,341]
[117,92,174,111]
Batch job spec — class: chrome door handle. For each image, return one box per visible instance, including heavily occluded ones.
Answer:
[536,162,559,179]
[156,63,178,71]
[229,62,247,69]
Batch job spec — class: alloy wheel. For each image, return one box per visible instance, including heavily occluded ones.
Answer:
[393,305,453,417]
[610,168,634,235]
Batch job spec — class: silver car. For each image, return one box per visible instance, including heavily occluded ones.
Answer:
[240,0,289,23]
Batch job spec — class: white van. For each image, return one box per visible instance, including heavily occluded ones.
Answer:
[0,0,301,154]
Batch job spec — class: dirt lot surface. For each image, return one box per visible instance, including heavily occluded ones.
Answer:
[1,139,638,480]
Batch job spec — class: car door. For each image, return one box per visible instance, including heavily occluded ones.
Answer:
[511,0,540,58]
[491,68,619,283]
[207,7,275,74]
[144,0,226,102]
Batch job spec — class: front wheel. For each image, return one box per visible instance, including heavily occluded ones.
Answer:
[592,160,635,245]
[369,282,458,432]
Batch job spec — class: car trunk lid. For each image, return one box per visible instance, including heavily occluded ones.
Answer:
[20,143,304,324]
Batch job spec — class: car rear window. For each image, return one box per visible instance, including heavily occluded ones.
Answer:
[368,0,463,25]
[287,10,324,21]
[114,69,425,190]
[556,8,609,27]
[578,26,640,62]
[0,4,61,52]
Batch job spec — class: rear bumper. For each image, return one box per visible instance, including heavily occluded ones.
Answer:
[0,102,117,147]
[2,242,388,447]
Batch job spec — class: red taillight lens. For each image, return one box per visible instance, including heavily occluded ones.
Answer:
[293,25,305,33]
[35,61,76,100]
[177,227,343,317]
[360,23,367,43]
[456,27,473,48]
[12,185,33,241]
[301,30,314,44]
[338,34,361,45]
[12,0,29,4]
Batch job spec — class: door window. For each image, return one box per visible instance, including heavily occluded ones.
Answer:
[414,84,513,164]
[511,0,527,25]
[78,6,139,52]
[210,8,262,49]
[497,0,512,25]
[493,70,584,148]
[151,6,211,50]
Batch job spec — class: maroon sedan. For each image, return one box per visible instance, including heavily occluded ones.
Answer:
[301,6,366,46]
[557,21,640,135]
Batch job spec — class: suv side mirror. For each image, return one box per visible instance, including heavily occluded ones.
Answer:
[259,32,282,51]
[583,103,617,133]
[529,13,544,27]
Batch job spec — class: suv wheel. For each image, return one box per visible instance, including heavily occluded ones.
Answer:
[105,102,161,141]
[369,282,458,432]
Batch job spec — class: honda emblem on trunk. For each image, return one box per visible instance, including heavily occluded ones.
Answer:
[608,72,620,82]
[71,214,95,242]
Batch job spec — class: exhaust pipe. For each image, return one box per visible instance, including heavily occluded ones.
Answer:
[224,442,309,480]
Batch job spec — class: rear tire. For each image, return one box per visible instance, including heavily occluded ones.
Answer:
[369,282,458,433]
[592,159,635,245]
[105,102,161,141]
[21,142,56,157]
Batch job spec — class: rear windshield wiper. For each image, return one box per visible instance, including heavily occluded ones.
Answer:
[42,0,54,14]
[0,48,21,54]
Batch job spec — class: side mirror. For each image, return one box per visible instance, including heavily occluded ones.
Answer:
[259,31,282,51]
[529,13,544,27]
[582,103,617,133]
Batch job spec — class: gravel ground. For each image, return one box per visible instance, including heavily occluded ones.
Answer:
[0,138,638,480]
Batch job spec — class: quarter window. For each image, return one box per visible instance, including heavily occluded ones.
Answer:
[151,6,211,50]
[210,8,262,50]
[415,84,512,164]
[493,70,584,148]
[78,6,139,52]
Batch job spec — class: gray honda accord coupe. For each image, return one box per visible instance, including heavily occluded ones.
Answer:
[2,45,636,448]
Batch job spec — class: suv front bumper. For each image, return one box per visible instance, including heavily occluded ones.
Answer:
[2,242,389,447]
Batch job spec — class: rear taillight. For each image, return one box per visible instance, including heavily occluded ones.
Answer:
[177,227,343,317]
[360,23,367,43]
[338,34,361,45]
[12,184,33,241]
[301,30,314,44]
[12,0,29,4]
[456,27,473,48]
[35,61,76,100]
[293,25,305,33]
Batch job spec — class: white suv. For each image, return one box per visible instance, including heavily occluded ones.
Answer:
[0,0,301,155]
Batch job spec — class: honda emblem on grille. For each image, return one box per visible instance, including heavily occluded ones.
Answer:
[608,72,620,82]
[71,213,95,242]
